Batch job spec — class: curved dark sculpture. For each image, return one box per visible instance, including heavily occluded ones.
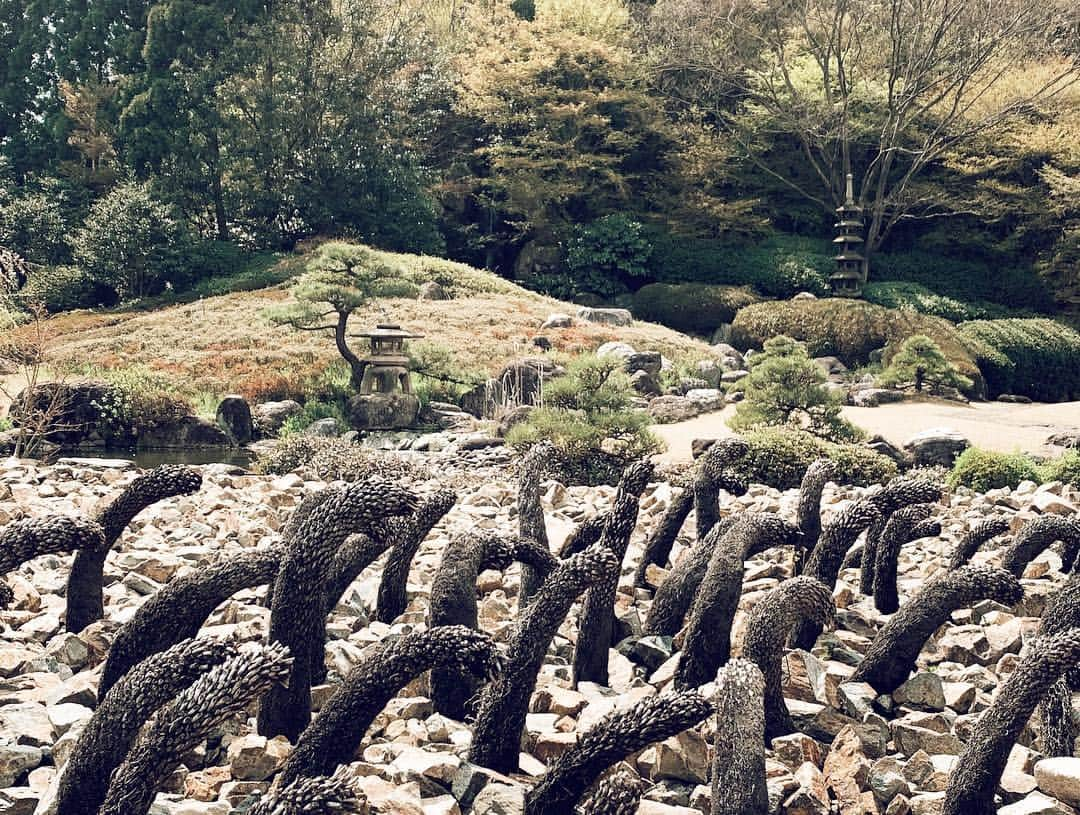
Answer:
[259,478,418,741]
[559,513,609,558]
[1000,515,1080,577]
[278,626,502,786]
[947,517,1011,570]
[633,488,693,587]
[575,764,645,815]
[57,638,236,815]
[1036,570,1080,757]
[867,473,943,515]
[375,489,456,623]
[790,500,880,650]
[517,442,556,603]
[0,516,105,601]
[693,438,750,540]
[851,564,1023,694]
[859,513,890,596]
[67,465,202,633]
[429,533,556,719]
[944,629,1080,815]
[796,459,837,572]
[872,504,938,614]
[524,689,713,814]
[470,545,618,774]
[247,767,364,815]
[740,577,833,740]
[99,547,282,699]
[677,514,802,689]
[711,658,768,815]
[643,516,739,637]
[100,642,293,815]
[574,460,654,686]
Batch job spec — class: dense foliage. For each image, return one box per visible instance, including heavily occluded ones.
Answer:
[631,283,760,335]
[877,335,973,394]
[949,448,1080,491]
[957,319,1080,401]
[733,427,898,491]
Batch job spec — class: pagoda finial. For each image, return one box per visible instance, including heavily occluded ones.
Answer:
[845,173,855,207]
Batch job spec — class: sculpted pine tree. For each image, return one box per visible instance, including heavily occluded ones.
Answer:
[693,438,750,540]
[944,629,1080,815]
[677,514,802,689]
[247,767,365,815]
[1000,515,1080,577]
[574,460,653,686]
[99,547,282,698]
[643,516,739,637]
[790,500,880,650]
[852,564,1023,694]
[375,489,456,622]
[57,638,237,815]
[633,487,693,587]
[1036,571,1080,756]
[575,764,645,815]
[872,505,938,614]
[711,658,768,815]
[858,475,943,592]
[0,516,105,605]
[67,465,202,633]
[100,643,294,815]
[559,513,609,557]
[947,517,1011,570]
[259,479,417,741]
[471,545,619,774]
[278,626,502,785]
[740,577,833,740]
[429,533,556,719]
[517,442,556,603]
[796,459,837,571]
[524,690,713,814]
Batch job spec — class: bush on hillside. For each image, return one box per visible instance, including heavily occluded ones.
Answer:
[565,214,653,297]
[862,282,1013,322]
[0,191,71,265]
[730,298,982,394]
[732,427,897,490]
[957,318,1080,402]
[18,265,115,312]
[948,447,1080,491]
[631,283,761,335]
[877,335,973,394]
[1042,451,1080,487]
[729,335,862,442]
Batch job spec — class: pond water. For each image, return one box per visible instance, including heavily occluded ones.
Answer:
[57,447,256,469]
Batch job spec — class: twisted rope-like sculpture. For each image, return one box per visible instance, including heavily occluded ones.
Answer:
[57,638,237,815]
[851,564,1023,694]
[67,465,202,633]
[693,438,750,540]
[518,442,556,603]
[790,500,880,650]
[575,764,645,815]
[740,577,834,740]
[100,642,293,815]
[574,460,654,686]
[429,533,556,719]
[524,689,713,814]
[375,489,456,623]
[643,516,739,637]
[559,513,609,558]
[947,517,1011,570]
[278,626,502,786]
[1000,515,1080,577]
[1036,571,1080,757]
[633,488,692,587]
[471,545,619,774]
[796,459,837,572]
[858,475,943,592]
[259,479,417,741]
[711,658,768,815]
[99,547,282,699]
[944,629,1080,815]
[872,505,939,614]
[677,514,802,689]
[247,766,365,815]
[0,516,105,607]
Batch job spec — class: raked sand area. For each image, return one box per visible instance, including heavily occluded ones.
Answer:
[652,398,1080,463]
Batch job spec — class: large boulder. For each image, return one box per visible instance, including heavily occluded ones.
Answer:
[138,416,231,448]
[10,381,114,446]
[903,427,970,467]
[252,400,303,436]
[348,392,421,430]
[460,358,561,419]
[577,306,633,327]
[215,395,253,445]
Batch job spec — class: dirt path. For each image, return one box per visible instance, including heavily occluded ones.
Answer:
[652,399,1080,463]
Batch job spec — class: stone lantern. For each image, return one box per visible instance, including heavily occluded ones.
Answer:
[347,323,423,430]
[830,173,867,297]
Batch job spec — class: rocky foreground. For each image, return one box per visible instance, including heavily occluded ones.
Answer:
[1,454,1080,815]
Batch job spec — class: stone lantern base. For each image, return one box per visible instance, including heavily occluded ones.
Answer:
[348,392,421,431]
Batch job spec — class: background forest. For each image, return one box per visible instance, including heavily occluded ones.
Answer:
[1,0,1078,320]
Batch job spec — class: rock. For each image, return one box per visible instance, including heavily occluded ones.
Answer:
[419,281,448,300]
[1032,492,1078,516]
[683,389,724,413]
[226,734,291,781]
[10,381,115,446]
[302,417,340,437]
[0,788,37,815]
[1047,431,1080,449]
[894,673,946,712]
[0,703,53,747]
[496,405,534,437]
[46,703,90,736]
[870,757,911,805]
[625,352,663,376]
[903,428,970,467]
[852,388,905,407]
[596,341,637,361]
[540,313,572,330]
[470,782,525,815]
[720,369,749,384]
[0,743,42,787]
[772,733,824,770]
[823,725,872,815]
[139,416,231,448]
[252,400,303,435]
[348,392,421,430]
[997,394,1033,404]
[577,307,633,327]
[891,721,962,757]
[639,731,709,783]
[999,792,1076,815]
[215,396,253,445]
[814,356,848,376]
[648,396,709,424]
[1035,757,1080,806]
[695,359,723,388]
[908,791,946,814]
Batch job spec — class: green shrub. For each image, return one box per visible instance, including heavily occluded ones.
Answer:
[631,283,761,335]
[91,367,193,443]
[18,265,112,312]
[733,427,897,490]
[863,282,1013,322]
[948,448,1044,492]
[730,298,983,394]
[278,400,346,438]
[877,335,973,393]
[1041,451,1080,487]
[565,214,653,298]
[729,335,862,442]
[957,319,1080,402]
[408,342,485,406]
[0,191,71,265]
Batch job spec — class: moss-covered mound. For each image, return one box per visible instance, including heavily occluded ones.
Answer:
[730,298,982,394]
[632,283,761,335]
[957,318,1080,402]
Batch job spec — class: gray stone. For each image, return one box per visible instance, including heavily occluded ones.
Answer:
[999,792,1075,815]
[0,743,42,787]
[894,673,946,712]
[540,313,572,329]
[648,396,699,424]
[852,388,905,407]
[419,281,448,300]
[348,392,421,430]
[0,704,53,747]
[626,352,663,376]
[577,306,633,327]
[252,400,303,435]
[0,787,37,815]
[139,416,231,449]
[596,341,637,360]
[720,369,749,383]
[215,395,253,445]
[1034,757,1080,807]
[903,427,970,467]
[302,417,340,437]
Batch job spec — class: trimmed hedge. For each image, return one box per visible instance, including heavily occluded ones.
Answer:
[733,427,898,491]
[631,283,761,334]
[862,282,1013,323]
[730,298,983,394]
[957,318,1080,402]
[948,447,1080,491]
